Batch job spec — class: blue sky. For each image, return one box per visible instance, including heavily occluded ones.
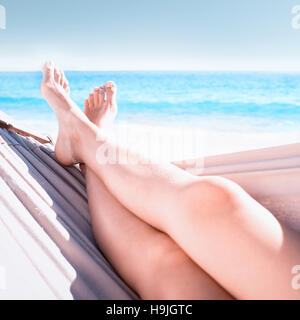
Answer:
[0,0,300,70]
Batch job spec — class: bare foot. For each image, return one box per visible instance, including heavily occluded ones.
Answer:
[40,61,88,166]
[80,82,118,175]
[84,81,118,129]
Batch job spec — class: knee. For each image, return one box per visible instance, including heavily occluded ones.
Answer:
[181,176,244,219]
[139,243,193,299]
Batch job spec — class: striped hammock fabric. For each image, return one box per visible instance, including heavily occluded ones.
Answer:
[0,128,138,300]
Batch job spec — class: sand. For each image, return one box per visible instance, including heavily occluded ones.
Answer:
[12,117,300,162]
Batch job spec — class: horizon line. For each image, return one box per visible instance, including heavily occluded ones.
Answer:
[1,69,300,73]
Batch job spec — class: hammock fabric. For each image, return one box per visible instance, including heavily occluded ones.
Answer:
[188,143,300,232]
[0,128,138,300]
[0,123,299,299]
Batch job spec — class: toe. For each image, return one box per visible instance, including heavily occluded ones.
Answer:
[59,69,65,86]
[89,93,95,108]
[84,99,89,113]
[63,80,70,92]
[43,60,54,70]
[61,69,70,93]
[54,67,61,84]
[105,81,117,92]
[99,85,105,105]
[42,61,55,83]
[94,88,100,106]
[105,81,117,103]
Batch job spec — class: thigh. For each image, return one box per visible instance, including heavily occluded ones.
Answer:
[85,169,232,299]
[164,176,300,300]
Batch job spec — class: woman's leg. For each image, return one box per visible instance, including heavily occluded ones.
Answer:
[85,167,232,299]
[82,88,232,299]
[41,61,300,299]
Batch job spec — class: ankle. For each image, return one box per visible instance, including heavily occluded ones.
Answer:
[68,117,85,163]
[70,114,98,163]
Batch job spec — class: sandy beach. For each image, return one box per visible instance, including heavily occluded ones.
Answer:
[12,116,300,162]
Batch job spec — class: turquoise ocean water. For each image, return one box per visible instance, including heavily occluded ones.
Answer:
[0,71,299,154]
